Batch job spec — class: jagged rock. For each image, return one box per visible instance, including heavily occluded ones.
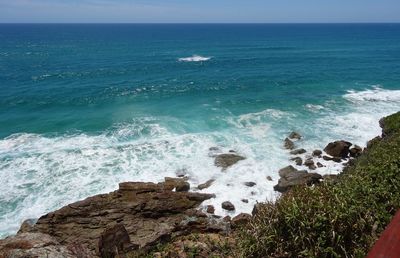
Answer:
[197,179,215,190]
[241,199,249,203]
[223,216,231,222]
[317,162,324,168]
[3,180,219,257]
[290,148,307,155]
[274,166,322,193]
[312,149,322,157]
[278,165,299,177]
[175,181,190,192]
[231,213,252,228]
[244,182,256,187]
[206,205,215,214]
[214,154,245,170]
[0,232,91,258]
[266,176,273,181]
[221,201,235,211]
[288,132,302,140]
[324,140,352,158]
[18,219,37,234]
[98,224,138,258]
[349,145,363,157]
[284,138,295,150]
[290,157,303,166]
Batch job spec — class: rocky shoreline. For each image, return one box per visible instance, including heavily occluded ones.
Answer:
[0,123,380,257]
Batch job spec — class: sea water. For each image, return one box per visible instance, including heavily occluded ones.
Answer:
[1,24,400,237]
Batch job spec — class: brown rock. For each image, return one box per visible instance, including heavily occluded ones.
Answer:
[206,205,215,214]
[7,180,219,256]
[18,219,37,234]
[317,162,324,168]
[324,140,352,158]
[231,213,252,228]
[290,148,307,155]
[214,154,245,170]
[322,155,342,163]
[98,224,138,258]
[175,181,190,192]
[197,179,215,190]
[221,201,235,211]
[274,166,322,193]
[284,138,295,150]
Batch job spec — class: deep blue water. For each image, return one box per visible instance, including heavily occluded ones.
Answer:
[1,24,400,237]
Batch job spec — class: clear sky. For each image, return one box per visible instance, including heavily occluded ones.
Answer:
[0,0,399,23]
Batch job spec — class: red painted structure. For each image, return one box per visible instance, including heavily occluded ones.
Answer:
[367,211,400,258]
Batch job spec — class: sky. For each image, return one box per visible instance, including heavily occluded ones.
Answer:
[0,0,399,23]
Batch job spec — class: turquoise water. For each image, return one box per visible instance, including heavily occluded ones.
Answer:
[1,24,400,237]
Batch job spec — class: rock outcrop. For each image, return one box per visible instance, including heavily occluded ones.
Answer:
[324,140,352,158]
[214,153,245,170]
[274,166,322,193]
[1,179,227,257]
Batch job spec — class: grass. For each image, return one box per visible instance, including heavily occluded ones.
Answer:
[238,112,400,258]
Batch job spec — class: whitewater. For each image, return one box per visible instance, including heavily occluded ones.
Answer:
[1,87,399,237]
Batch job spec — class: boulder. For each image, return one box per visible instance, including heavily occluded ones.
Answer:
[231,213,252,228]
[349,145,363,157]
[214,154,245,170]
[312,149,322,157]
[3,180,220,256]
[290,157,303,166]
[197,179,215,190]
[206,205,215,214]
[290,148,307,155]
[274,166,322,193]
[284,138,295,150]
[288,132,302,140]
[304,159,316,169]
[244,182,256,187]
[324,140,352,158]
[175,181,190,192]
[221,201,235,211]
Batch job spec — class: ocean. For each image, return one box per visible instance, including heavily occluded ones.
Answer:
[1,24,400,237]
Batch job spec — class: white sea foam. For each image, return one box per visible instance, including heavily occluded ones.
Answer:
[178,55,211,62]
[1,87,400,238]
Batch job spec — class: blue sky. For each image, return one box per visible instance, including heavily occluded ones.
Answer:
[0,0,399,23]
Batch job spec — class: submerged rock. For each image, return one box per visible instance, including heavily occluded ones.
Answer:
[197,179,215,190]
[266,176,273,181]
[284,138,295,150]
[288,131,302,140]
[214,153,245,170]
[324,140,352,158]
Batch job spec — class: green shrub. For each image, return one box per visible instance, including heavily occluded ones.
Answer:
[238,112,400,258]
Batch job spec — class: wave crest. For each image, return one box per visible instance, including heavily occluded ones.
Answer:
[178,55,211,62]
[344,86,400,103]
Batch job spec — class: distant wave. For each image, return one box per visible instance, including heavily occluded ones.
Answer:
[178,55,211,62]
[344,86,400,103]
